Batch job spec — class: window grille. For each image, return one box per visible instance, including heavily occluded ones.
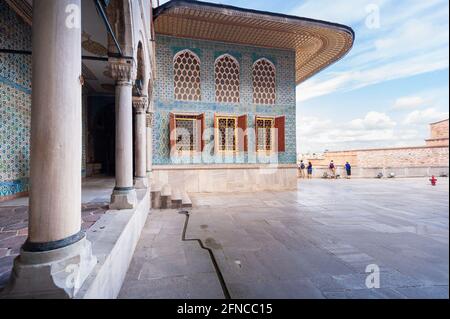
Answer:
[253,58,276,105]
[173,50,201,101]
[215,55,240,103]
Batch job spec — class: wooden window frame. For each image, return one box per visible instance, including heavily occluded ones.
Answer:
[170,112,205,156]
[255,116,275,154]
[255,115,285,153]
[214,114,248,153]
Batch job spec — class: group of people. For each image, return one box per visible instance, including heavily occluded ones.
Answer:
[297,160,314,179]
[298,160,352,179]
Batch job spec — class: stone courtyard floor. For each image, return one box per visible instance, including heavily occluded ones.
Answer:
[120,178,449,299]
[0,178,113,289]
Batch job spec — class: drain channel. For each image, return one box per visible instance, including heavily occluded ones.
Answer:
[179,210,231,299]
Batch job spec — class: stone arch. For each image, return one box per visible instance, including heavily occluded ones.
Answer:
[173,50,201,101]
[173,49,201,65]
[214,54,240,103]
[252,58,276,105]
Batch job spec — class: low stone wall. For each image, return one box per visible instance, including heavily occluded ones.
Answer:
[309,166,449,179]
[312,146,448,167]
[76,188,150,299]
[152,164,298,193]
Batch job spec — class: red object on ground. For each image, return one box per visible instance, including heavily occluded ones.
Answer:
[430,176,437,186]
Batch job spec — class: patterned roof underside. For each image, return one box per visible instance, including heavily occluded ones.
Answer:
[154,1,355,85]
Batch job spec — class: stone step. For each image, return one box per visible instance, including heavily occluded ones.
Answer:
[160,184,172,209]
[171,187,183,209]
[151,184,162,209]
[181,191,193,209]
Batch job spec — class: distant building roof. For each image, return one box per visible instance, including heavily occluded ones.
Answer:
[430,118,449,126]
[154,0,355,84]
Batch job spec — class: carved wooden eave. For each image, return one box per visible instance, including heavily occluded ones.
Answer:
[154,0,355,85]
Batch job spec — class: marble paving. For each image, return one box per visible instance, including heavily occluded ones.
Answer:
[0,178,114,290]
[120,177,449,299]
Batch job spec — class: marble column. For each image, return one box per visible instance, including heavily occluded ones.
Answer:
[109,58,137,210]
[146,110,154,177]
[2,0,96,299]
[133,96,149,189]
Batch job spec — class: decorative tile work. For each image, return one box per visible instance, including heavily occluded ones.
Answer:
[215,54,240,104]
[0,1,32,200]
[173,50,201,101]
[253,58,276,105]
[153,35,297,165]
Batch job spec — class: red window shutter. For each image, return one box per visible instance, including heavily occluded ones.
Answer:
[254,116,258,152]
[214,113,217,153]
[275,116,285,152]
[169,112,176,152]
[197,113,205,152]
[238,115,248,152]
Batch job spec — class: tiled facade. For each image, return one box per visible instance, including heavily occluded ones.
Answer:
[0,2,32,200]
[153,35,297,166]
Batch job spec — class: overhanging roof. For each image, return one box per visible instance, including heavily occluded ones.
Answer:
[154,0,355,85]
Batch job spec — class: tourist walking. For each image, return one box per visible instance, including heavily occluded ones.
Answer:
[298,160,306,178]
[329,160,336,179]
[345,162,352,179]
[307,161,313,179]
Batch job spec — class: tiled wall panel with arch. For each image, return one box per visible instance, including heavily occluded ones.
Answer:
[153,35,297,165]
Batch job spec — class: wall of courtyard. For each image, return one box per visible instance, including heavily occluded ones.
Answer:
[430,120,449,140]
[0,1,32,201]
[308,146,449,178]
[0,2,90,202]
[152,35,297,166]
[426,119,449,147]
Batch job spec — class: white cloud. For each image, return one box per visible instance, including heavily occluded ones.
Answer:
[393,96,425,110]
[349,111,396,130]
[297,72,354,102]
[297,46,449,102]
[291,0,388,26]
[297,112,415,153]
[403,108,449,125]
[296,0,449,102]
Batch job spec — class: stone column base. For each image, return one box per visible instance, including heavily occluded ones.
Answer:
[110,188,137,210]
[0,237,96,299]
[134,176,148,190]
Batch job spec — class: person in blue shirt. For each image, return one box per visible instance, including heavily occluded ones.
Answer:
[307,162,313,179]
[345,162,352,179]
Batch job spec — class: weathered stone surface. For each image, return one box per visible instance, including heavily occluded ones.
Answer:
[0,203,107,290]
[118,210,225,299]
[121,178,448,299]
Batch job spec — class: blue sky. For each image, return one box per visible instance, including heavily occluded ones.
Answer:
[159,0,449,153]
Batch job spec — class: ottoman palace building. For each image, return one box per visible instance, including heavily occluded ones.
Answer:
[0,0,353,298]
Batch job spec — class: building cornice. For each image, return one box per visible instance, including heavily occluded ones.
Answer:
[154,0,355,85]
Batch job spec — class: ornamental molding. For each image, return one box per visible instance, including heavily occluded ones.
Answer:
[146,112,155,128]
[133,96,149,114]
[109,58,137,84]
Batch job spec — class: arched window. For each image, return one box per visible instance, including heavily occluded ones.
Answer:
[173,50,201,101]
[215,54,240,103]
[253,58,276,105]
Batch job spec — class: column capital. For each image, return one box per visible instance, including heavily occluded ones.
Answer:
[133,96,149,114]
[109,58,136,84]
